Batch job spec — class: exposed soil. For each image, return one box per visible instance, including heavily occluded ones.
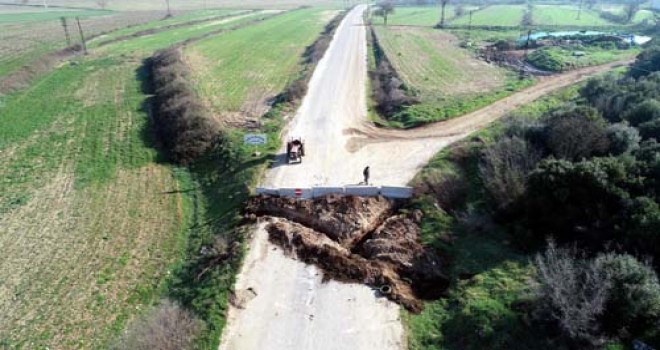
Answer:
[245,194,449,313]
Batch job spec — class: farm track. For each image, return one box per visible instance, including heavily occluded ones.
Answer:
[348,57,635,145]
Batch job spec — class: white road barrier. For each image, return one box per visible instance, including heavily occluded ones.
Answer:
[312,187,345,198]
[380,186,414,199]
[344,185,381,197]
[256,186,413,199]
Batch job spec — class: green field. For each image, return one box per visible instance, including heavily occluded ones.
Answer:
[374,6,452,26]
[96,10,275,55]
[373,26,530,127]
[527,45,640,72]
[185,8,336,119]
[532,5,613,26]
[0,7,333,349]
[0,56,189,349]
[88,8,248,47]
[451,5,525,27]
[0,9,111,23]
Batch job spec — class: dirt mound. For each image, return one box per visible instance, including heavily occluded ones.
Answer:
[247,194,449,312]
[247,194,394,246]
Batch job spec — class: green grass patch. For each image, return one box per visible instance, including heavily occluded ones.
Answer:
[527,45,640,72]
[98,10,274,56]
[451,5,525,27]
[532,5,614,26]
[87,9,248,48]
[374,6,453,27]
[373,25,533,128]
[0,9,111,23]
[185,8,335,115]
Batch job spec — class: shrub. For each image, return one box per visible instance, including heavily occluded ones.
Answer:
[532,243,660,346]
[639,118,660,140]
[111,300,204,350]
[527,48,567,72]
[607,122,641,155]
[532,242,610,346]
[630,45,660,79]
[479,136,541,212]
[596,253,660,338]
[624,99,660,127]
[414,170,468,212]
[544,106,610,161]
[524,157,632,247]
[151,48,220,164]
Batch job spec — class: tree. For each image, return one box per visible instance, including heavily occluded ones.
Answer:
[374,1,395,26]
[623,0,641,23]
[439,0,451,27]
[97,0,108,9]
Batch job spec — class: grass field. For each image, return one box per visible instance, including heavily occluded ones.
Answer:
[0,57,189,349]
[14,0,341,11]
[95,10,275,54]
[0,11,167,78]
[0,6,335,348]
[532,5,613,26]
[373,26,530,127]
[0,9,111,23]
[451,5,525,27]
[87,8,249,47]
[184,8,336,120]
[375,26,506,99]
[372,6,452,27]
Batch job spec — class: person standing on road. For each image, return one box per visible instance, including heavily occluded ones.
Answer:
[363,166,370,185]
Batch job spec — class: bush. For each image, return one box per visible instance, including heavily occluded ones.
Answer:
[111,300,204,350]
[630,45,660,79]
[596,253,660,338]
[532,243,660,346]
[544,106,610,161]
[524,157,633,247]
[151,48,219,164]
[479,136,541,212]
[414,170,468,212]
[607,122,641,155]
[532,242,611,346]
[624,99,660,127]
[527,48,567,72]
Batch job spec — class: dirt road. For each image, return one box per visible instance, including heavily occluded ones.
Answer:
[219,5,631,349]
[220,6,405,350]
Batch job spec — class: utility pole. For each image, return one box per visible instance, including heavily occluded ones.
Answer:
[468,10,473,33]
[75,17,88,55]
[60,17,71,46]
[165,0,171,17]
[577,0,583,20]
[521,29,532,80]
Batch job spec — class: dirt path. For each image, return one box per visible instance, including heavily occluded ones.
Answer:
[218,5,632,349]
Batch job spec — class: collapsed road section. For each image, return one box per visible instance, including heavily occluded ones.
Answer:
[244,194,449,312]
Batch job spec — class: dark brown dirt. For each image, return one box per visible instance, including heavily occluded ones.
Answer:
[246,194,449,313]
